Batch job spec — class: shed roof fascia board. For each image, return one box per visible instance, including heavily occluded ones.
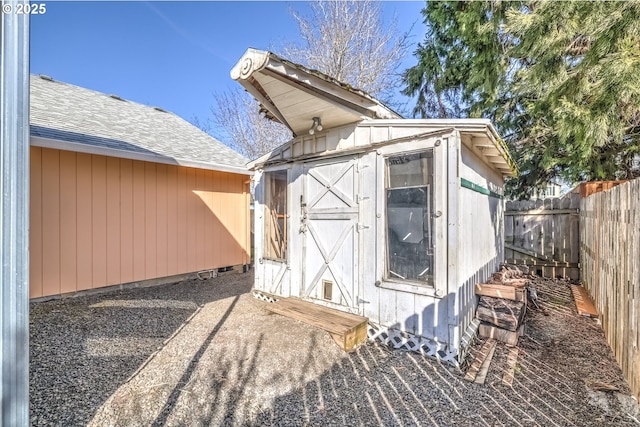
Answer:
[31,135,252,176]
[477,122,516,176]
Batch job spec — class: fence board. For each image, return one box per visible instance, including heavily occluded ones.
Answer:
[505,194,580,279]
[580,178,640,401]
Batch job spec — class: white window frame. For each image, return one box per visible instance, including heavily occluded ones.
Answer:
[384,150,435,286]
[374,137,448,298]
[262,168,289,262]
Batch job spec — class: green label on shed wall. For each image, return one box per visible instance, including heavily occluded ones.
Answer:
[460,178,503,199]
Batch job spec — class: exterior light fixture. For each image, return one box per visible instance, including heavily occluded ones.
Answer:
[308,117,323,135]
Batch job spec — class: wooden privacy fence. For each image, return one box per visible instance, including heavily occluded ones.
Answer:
[580,178,640,401]
[505,194,580,280]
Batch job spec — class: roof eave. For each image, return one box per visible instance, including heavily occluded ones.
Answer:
[31,135,252,176]
[360,118,517,178]
[231,48,401,136]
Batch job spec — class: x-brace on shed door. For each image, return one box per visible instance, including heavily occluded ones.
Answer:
[300,156,361,311]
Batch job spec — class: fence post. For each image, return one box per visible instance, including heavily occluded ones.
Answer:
[0,4,30,425]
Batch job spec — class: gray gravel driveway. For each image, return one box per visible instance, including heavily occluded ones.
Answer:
[30,272,639,426]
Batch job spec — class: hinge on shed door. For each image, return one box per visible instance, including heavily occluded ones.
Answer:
[357,224,370,232]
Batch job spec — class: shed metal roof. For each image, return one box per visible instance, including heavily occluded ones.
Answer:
[30,75,249,174]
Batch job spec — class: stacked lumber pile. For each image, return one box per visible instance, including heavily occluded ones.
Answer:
[474,266,529,346]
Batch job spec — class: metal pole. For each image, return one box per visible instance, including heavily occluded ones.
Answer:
[0,1,30,425]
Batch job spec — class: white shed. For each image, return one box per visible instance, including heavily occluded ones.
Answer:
[232,49,516,363]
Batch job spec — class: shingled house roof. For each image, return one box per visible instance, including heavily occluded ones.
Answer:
[30,75,248,174]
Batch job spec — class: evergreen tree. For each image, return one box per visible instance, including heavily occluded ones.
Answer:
[508,0,640,192]
[402,1,518,119]
[404,0,640,198]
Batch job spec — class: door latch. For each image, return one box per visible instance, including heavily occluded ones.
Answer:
[357,224,370,232]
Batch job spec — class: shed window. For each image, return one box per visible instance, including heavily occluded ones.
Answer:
[264,170,288,260]
[385,151,434,285]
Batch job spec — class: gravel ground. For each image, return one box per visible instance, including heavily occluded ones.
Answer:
[31,272,639,426]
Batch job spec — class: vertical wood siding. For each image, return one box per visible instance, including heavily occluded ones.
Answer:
[30,146,250,298]
[456,144,505,348]
[580,178,640,401]
[29,148,43,297]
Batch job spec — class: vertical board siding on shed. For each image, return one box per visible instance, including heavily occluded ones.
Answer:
[456,144,505,347]
[457,190,503,330]
[30,146,250,299]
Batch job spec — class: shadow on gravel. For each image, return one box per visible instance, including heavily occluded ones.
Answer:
[246,338,638,427]
[198,333,266,426]
[151,295,241,426]
[31,273,640,427]
[29,272,252,427]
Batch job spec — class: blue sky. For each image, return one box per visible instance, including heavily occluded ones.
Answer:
[31,1,426,128]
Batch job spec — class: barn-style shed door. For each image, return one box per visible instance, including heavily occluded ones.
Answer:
[300,156,361,311]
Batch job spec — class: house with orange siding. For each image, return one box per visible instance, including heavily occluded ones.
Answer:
[29,74,251,299]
